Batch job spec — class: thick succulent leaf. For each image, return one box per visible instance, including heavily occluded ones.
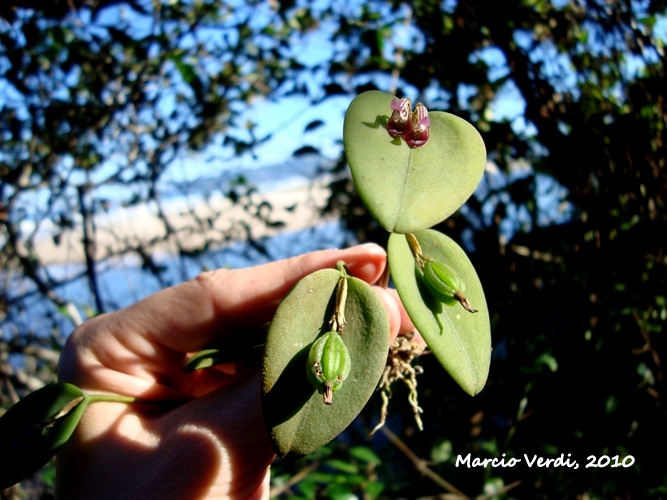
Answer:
[388,230,491,395]
[0,383,89,489]
[343,90,486,233]
[261,268,390,458]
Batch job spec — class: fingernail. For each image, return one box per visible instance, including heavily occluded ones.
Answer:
[357,243,386,255]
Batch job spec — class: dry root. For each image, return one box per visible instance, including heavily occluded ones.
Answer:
[371,330,429,435]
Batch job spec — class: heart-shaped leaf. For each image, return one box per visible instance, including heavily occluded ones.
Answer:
[261,268,390,458]
[0,383,90,489]
[388,230,491,395]
[343,90,486,233]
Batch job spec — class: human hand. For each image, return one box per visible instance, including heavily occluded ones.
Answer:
[55,244,414,499]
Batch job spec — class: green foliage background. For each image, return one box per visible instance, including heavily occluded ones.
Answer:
[1,0,666,497]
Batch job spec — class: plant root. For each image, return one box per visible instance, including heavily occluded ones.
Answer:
[370,330,428,435]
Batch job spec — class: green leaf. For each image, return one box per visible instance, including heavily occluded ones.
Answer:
[388,230,491,395]
[343,90,486,233]
[537,352,559,372]
[261,268,390,458]
[325,458,359,474]
[328,486,357,500]
[365,481,385,498]
[348,445,382,464]
[0,383,90,490]
[297,480,318,498]
[430,439,453,464]
[308,471,337,483]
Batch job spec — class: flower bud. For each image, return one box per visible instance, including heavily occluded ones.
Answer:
[387,97,412,137]
[308,331,352,404]
[405,102,430,148]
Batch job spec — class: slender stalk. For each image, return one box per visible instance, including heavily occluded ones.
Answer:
[77,184,104,314]
[406,232,426,267]
[85,394,178,406]
[331,262,349,333]
[269,460,321,498]
[379,425,468,498]
[377,265,391,289]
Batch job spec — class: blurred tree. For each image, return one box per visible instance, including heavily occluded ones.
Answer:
[1,0,666,497]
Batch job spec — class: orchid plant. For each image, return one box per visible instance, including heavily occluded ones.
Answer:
[261,91,490,456]
[0,91,491,484]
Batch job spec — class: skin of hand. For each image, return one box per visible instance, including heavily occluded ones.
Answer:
[55,243,414,499]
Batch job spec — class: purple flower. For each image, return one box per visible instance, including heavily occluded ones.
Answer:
[387,97,412,137]
[405,102,430,148]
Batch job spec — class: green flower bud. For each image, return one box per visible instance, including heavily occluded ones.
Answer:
[308,331,352,404]
[423,259,478,313]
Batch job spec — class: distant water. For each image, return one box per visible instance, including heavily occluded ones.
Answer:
[3,155,353,340]
[159,153,338,198]
[5,221,354,341]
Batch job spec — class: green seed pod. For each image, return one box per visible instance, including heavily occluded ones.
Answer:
[423,259,478,313]
[308,331,352,405]
[423,260,463,299]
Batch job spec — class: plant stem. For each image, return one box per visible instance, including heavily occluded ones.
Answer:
[379,425,468,497]
[377,265,390,289]
[85,394,178,406]
[405,233,426,267]
[330,262,349,332]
